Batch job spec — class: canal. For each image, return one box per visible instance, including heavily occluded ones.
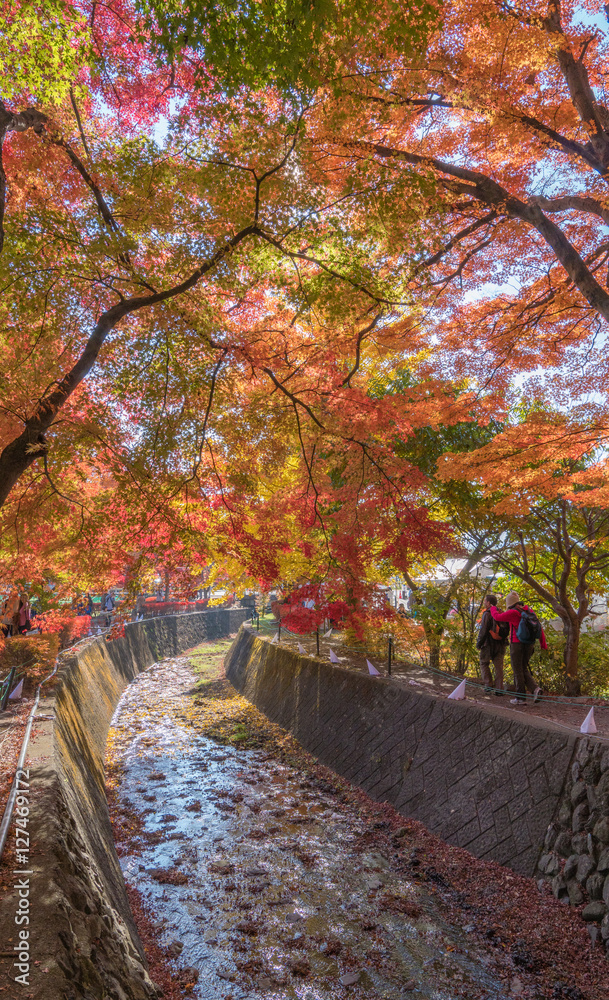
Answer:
[104,640,603,1000]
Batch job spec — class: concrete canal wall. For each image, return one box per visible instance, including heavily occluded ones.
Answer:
[0,609,248,1000]
[225,626,609,916]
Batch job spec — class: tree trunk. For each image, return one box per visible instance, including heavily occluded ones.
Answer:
[428,636,441,671]
[563,618,582,696]
[0,226,257,509]
[164,571,170,603]
[421,607,449,674]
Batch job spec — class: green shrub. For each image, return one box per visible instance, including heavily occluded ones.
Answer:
[527,627,609,697]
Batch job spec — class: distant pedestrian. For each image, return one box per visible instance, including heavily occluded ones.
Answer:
[0,596,13,637]
[489,591,546,704]
[407,588,416,617]
[2,591,20,636]
[397,603,407,617]
[102,591,115,626]
[476,594,508,695]
[17,596,31,634]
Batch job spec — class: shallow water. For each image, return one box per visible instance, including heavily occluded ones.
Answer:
[109,655,509,1000]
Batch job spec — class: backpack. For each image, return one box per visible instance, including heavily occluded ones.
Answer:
[517,608,542,644]
[489,620,509,643]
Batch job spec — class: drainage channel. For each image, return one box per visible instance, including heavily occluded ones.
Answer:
[106,648,511,1000]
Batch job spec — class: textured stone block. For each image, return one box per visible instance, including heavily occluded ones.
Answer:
[554,831,572,858]
[582,901,607,921]
[593,816,609,844]
[568,880,585,905]
[576,854,595,883]
[597,847,609,873]
[572,802,590,833]
[572,832,588,854]
[571,780,588,807]
[587,872,605,900]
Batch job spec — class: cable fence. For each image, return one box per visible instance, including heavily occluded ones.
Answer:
[246,611,609,709]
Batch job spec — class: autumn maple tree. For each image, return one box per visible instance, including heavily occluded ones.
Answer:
[0,0,451,598]
[292,0,609,680]
[496,499,609,694]
[436,410,609,692]
[312,0,609,349]
[3,0,609,691]
[0,0,438,509]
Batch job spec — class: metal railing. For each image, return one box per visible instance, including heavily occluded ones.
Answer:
[0,631,100,862]
[0,657,60,859]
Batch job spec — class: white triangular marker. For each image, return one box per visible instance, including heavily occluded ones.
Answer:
[8,679,23,700]
[580,707,597,734]
[367,660,380,676]
[447,679,466,700]
[324,628,333,638]
[329,649,339,663]
[297,643,306,655]
[271,632,279,644]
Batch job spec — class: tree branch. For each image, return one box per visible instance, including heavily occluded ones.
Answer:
[262,368,325,428]
[415,211,498,272]
[544,0,609,174]
[342,313,381,386]
[191,350,227,483]
[338,137,609,322]
[529,194,609,226]
[49,134,122,236]
[0,224,259,507]
[254,229,398,306]
[69,87,93,164]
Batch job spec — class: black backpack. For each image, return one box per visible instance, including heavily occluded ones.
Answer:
[517,608,542,644]
[489,620,509,643]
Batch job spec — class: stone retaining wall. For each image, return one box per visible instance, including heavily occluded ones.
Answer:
[538,738,609,939]
[0,609,247,1000]
[225,627,609,950]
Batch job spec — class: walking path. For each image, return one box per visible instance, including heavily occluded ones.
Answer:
[273,630,609,741]
[0,697,32,818]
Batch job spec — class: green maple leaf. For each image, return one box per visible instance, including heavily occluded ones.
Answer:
[0,1,87,105]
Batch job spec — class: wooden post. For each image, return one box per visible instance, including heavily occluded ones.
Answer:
[316,628,320,656]
[387,636,393,676]
[0,667,16,712]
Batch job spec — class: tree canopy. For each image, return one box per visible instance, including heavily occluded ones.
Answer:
[2,0,609,690]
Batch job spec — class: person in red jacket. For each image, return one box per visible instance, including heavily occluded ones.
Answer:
[489,591,547,705]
